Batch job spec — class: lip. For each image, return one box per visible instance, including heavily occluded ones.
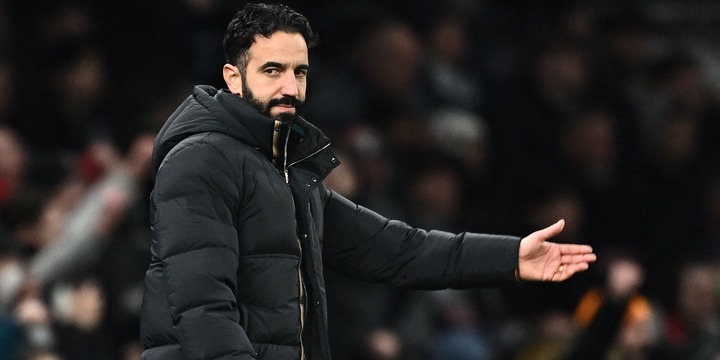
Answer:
[273,105,296,112]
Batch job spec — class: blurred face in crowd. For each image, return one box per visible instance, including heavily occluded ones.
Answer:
[678,264,718,327]
[0,127,25,180]
[356,22,421,99]
[223,31,308,121]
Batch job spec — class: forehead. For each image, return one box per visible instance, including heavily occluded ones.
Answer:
[248,31,308,65]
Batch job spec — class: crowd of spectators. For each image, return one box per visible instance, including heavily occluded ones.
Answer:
[0,0,719,359]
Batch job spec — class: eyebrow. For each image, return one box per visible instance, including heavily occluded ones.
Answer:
[259,62,309,72]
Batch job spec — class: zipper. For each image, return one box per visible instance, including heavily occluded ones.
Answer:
[275,121,307,359]
[298,237,306,360]
[282,127,291,184]
[285,142,331,174]
[273,123,331,360]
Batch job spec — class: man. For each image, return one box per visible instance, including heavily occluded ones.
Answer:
[139,3,596,360]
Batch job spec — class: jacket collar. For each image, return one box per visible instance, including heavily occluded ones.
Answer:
[214,89,334,174]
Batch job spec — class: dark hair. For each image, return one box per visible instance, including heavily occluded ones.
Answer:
[223,3,318,72]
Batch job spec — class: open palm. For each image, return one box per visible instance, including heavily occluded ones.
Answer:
[518,219,597,281]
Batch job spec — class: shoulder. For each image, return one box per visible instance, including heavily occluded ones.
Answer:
[155,132,264,199]
[156,132,252,188]
[161,134,228,169]
[160,132,258,171]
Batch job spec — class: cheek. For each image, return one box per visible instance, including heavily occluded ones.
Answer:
[297,81,307,100]
[245,75,274,96]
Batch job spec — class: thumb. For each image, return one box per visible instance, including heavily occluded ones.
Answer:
[533,219,565,240]
[520,219,565,259]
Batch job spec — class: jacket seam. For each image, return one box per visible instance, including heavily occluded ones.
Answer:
[162,244,238,261]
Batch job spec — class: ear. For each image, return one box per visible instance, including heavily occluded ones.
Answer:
[223,64,243,96]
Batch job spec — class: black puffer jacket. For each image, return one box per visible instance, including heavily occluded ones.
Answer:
[140,85,522,360]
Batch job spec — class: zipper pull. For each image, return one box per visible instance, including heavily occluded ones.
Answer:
[284,169,289,184]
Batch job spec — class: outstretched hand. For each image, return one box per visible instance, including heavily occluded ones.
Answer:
[518,219,596,281]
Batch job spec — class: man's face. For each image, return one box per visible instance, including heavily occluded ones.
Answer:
[241,31,308,120]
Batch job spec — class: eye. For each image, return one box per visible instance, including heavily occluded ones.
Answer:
[264,68,280,76]
[295,69,308,78]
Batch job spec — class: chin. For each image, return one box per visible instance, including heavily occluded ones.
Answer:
[272,108,296,116]
[274,112,299,123]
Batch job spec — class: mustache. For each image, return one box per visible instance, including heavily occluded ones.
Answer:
[268,96,302,108]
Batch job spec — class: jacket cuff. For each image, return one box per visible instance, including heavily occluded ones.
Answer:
[456,233,520,287]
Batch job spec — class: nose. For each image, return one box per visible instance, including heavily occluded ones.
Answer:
[280,72,299,97]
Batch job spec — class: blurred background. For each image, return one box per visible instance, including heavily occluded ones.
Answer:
[0,0,719,359]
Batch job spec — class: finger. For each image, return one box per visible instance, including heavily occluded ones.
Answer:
[552,262,590,281]
[557,243,594,254]
[569,262,590,273]
[560,253,597,264]
[532,219,565,240]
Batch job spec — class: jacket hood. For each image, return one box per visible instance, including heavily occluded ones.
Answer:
[153,85,332,176]
[153,85,277,174]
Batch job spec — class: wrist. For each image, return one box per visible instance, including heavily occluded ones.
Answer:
[515,266,523,283]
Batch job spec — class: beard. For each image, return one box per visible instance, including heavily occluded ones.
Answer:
[242,82,303,123]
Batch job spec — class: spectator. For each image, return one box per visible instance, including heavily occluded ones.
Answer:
[661,261,720,359]
[0,126,26,208]
[563,252,661,360]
